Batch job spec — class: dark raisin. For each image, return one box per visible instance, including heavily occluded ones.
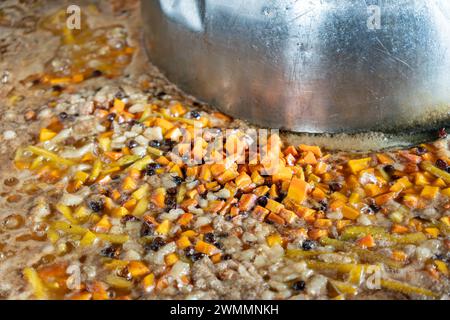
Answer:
[184,246,196,258]
[114,91,125,99]
[317,200,328,211]
[106,113,116,122]
[240,211,249,218]
[329,182,342,192]
[148,140,161,148]
[214,241,223,250]
[256,196,268,207]
[88,200,103,213]
[435,159,448,171]
[145,163,160,176]
[126,140,138,149]
[165,197,177,210]
[190,110,201,119]
[302,240,315,251]
[437,128,447,139]
[120,215,139,224]
[383,165,395,175]
[415,146,427,155]
[160,139,176,152]
[275,191,286,203]
[191,252,205,262]
[140,221,154,237]
[146,237,166,251]
[292,280,306,291]
[52,85,63,92]
[58,112,68,120]
[204,233,216,244]
[91,69,103,77]
[173,176,183,185]
[369,203,381,213]
[100,245,121,259]
[127,119,138,127]
[222,254,232,260]
[167,187,178,195]
[156,91,166,99]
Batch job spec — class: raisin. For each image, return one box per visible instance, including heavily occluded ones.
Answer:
[190,110,201,119]
[114,91,125,99]
[148,140,161,148]
[329,182,342,192]
[106,113,116,122]
[383,165,395,176]
[100,245,121,259]
[437,128,447,139]
[140,222,154,237]
[145,163,160,176]
[88,200,103,213]
[190,252,205,262]
[173,176,183,185]
[52,85,63,92]
[204,233,216,244]
[165,197,177,210]
[146,237,166,251]
[166,187,178,195]
[222,254,232,261]
[369,203,381,213]
[156,91,166,99]
[91,70,103,77]
[316,200,328,211]
[302,240,315,251]
[58,112,68,120]
[292,280,306,291]
[415,146,427,155]
[184,246,196,258]
[126,140,138,149]
[436,159,448,171]
[256,196,268,207]
[120,214,139,224]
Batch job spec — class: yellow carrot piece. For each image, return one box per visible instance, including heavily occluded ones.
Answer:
[23,267,48,299]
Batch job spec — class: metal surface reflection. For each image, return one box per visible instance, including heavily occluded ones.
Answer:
[142,0,450,133]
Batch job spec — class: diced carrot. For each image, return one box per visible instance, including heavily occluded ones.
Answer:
[164,253,179,266]
[298,151,317,165]
[356,235,375,248]
[128,261,150,278]
[266,234,283,247]
[265,198,284,213]
[176,236,192,249]
[392,250,407,262]
[342,205,360,220]
[308,228,328,240]
[348,157,371,174]
[238,193,258,212]
[391,224,409,234]
[298,144,322,157]
[195,240,219,256]
[178,213,193,226]
[374,192,396,206]
[286,177,309,204]
[376,153,394,164]
[266,212,285,225]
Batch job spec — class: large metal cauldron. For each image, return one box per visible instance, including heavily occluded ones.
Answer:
[142,0,450,133]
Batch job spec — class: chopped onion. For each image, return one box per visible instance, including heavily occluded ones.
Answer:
[169,261,190,279]
[60,143,94,159]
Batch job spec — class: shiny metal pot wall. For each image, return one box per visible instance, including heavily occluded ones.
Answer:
[142,0,450,133]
